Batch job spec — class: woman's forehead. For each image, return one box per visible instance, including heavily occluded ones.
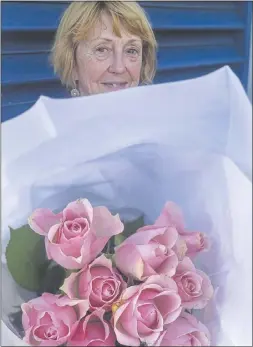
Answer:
[86,12,142,43]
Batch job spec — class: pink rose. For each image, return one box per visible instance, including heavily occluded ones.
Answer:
[68,309,116,346]
[115,225,179,281]
[173,257,214,309]
[113,275,182,346]
[21,293,84,346]
[29,199,124,269]
[156,312,211,346]
[61,254,127,311]
[155,201,210,258]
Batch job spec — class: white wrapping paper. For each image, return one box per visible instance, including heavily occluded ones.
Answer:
[1,66,252,346]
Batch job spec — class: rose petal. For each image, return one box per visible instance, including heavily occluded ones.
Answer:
[89,235,111,258]
[142,261,159,278]
[121,285,141,301]
[22,293,78,347]
[176,257,196,274]
[63,218,90,239]
[198,270,214,300]
[45,238,52,260]
[137,303,162,331]
[137,319,162,336]
[114,302,140,347]
[58,237,84,257]
[56,296,88,320]
[152,226,179,249]
[90,266,112,278]
[92,206,124,237]
[24,326,44,346]
[145,275,178,292]
[68,321,85,344]
[89,254,114,273]
[47,224,62,243]
[68,310,116,346]
[21,303,38,330]
[46,242,84,269]
[39,312,53,326]
[137,321,162,345]
[115,244,144,280]
[139,288,160,301]
[60,271,83,299]
[28,209,62,236]
[155,251,178,277]
[63,199,93,223]
[154,293,182,323]
[180,231,210,258]
[174,259,214,310]
[135,244,164,270]
[78,269,93,298]
[155,201,185,232]
[123,226,169,246]
[156,312,211,346]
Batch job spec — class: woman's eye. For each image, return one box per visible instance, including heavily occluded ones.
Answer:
[96,47,108,53]
[126,48,139,56]
[93,46,111,60]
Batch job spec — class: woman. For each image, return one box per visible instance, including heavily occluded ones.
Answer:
[51,1,157,97]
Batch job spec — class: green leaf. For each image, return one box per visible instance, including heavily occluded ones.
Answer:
[104,253,116,266]
[6,225,47,292]
[39,262,66,295]
[123,215,145,238]
[114,234,126,247]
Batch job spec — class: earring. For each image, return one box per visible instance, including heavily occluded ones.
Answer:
[71,88,80,97]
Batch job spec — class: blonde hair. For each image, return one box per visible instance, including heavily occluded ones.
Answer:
[51,1,157,89]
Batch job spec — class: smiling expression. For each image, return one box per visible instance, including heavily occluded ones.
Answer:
[73,12,143,95]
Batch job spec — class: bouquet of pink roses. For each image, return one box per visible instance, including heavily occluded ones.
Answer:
[6,198,214,346]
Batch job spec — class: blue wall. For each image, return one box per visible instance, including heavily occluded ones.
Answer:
[1,1,252,122]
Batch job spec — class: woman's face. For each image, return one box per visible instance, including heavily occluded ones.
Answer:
[73,13,143,95]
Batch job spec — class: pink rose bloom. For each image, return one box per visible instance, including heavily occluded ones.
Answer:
[61,254,126,312]
[21,293,85,346]
[28,199,124,269]
[113,275,182,346]
[115,225,179,281]
[156,312,211,346]
[155,201,210,258]
[173,257,214,309]
[68,309,116,346]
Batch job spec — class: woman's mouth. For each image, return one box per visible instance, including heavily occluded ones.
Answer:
[101,82,128,91]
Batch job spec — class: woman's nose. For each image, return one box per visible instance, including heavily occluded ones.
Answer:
[108,52,126,74]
